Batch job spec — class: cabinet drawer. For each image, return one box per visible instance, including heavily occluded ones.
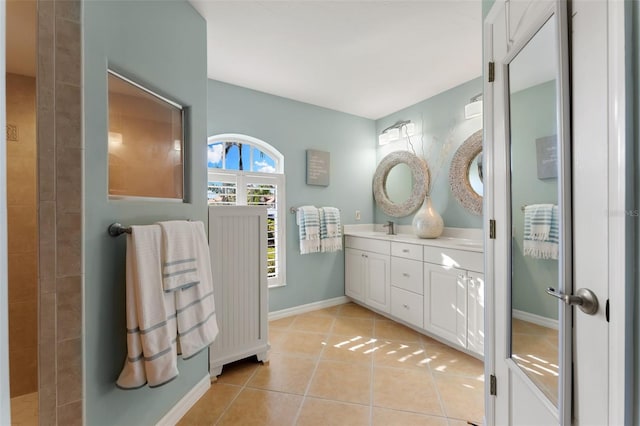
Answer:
[423,246,483,273]
[391,287,423,329]
[390,257,423,294]
[345,236,390,255]
[391,242,423,260]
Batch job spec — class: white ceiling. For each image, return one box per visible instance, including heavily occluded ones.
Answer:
[6,0,483,120]
[190,0,483,120]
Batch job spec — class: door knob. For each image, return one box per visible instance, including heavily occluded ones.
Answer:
[545,287,599,315]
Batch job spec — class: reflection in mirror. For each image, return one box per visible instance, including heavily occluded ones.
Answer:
[386,163,413,204]
[469,153,483,196]
[108,71,184,200]
[508,16,561,406]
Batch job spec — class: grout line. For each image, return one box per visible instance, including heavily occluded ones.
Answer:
[213,359,262,425]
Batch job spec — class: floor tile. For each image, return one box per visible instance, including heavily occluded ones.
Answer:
[177,383,240,426]
[433,373,484,424]
[372,339,431,371]
[308,359,372,405]
[217,388,302,426]
[372,407,449,426]
[269,316,296,329]
[374,320,423,342]
[269,330,328,358]
[247,353,317,395]
[373,366,443,416]
[296,397,370,426]
[321,334,376,363]
[290,313,335,333]
[216,358,261,386]
[10,392,38,426]
[332,316,374,337]
[423,343,484,377]
[338,303,377,319]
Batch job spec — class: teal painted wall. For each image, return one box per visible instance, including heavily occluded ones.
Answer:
[374,78,484,228]
[509,81,558,320]
[83,1,209,424]
[207,80,377,312]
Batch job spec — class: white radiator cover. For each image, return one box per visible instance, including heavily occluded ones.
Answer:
[208,206,269,377]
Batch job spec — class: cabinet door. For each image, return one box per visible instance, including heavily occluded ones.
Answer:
[345,248,365,302]
[364,251,390,313]
[467,272,484,356]
[424,263,467,347]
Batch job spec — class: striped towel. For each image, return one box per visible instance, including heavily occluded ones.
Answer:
[296,206,320,254]
[319,207,342,252]
[523,204,559,260]
[158,221,199,292]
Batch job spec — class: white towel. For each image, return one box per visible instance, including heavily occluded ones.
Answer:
[523,204,559,260]
[296,206,320,254]
[117,225,179,389]
[319,207,342,253]
[174,221,219,358]
[158,221,199,292]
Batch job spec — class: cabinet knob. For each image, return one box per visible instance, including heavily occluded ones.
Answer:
[458,274,465,280]
[402,273,410,278]
[402,249,409,253]
[403,304,409,309]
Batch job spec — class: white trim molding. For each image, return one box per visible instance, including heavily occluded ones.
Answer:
[268,296,349,321]
[607,0,629,424]
[156,374,210,426]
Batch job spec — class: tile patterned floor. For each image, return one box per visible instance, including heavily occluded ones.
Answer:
[179,302,484,426]
[10,392,38,426]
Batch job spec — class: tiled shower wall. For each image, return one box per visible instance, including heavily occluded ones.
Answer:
[37,0,83,424]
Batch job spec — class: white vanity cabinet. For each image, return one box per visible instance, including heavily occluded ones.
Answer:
[390,242,424,329]
[344,232,484,358]
[423,246,484,356]
[344,237,391,313]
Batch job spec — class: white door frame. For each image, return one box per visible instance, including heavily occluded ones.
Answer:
[1,2,11,423]
[483,0,629,424]
[604,0,629,424]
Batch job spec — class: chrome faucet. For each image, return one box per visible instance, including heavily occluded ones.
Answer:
[383,221,395,235]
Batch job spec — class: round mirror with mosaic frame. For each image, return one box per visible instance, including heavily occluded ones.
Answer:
[449,129,483,215]
[373,151,430,217]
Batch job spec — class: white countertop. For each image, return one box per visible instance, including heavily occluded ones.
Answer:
[343,224,484,253]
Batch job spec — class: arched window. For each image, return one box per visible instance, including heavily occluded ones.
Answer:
[207,134,286,288]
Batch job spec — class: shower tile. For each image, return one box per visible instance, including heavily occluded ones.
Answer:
[56,213,81,277]
[56,148,82,213]
[6,157,37,206]
[57,400,82,426]
[57,338,82,405]
[9,347,38,396]
[9,300,38,349]
[39,201,56,246]
[40,384,57,426]
[54,83,81,150]
[56,0,81,22]
[39,242,56,290]
[56,276,81,341]
[54,19,81,85]
[8,205,37,254]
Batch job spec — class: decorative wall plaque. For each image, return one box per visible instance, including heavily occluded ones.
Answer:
[306,149,330,186]
[535,135,558,179]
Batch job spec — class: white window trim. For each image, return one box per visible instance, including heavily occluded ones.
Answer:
[208,134,286,289]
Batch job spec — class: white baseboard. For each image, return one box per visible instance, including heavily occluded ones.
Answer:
[512,309,559,330]
[156,374,210,426]
[268,296,350,321]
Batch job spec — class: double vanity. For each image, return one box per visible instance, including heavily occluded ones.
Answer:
[344,225,484,358]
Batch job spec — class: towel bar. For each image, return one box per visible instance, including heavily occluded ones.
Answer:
[108,222,132,237]
[289,206,341,214]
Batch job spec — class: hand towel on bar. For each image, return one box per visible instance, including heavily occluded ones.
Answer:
[117,225,179,390]
[296,206,320,254]
[523,204,559,260]
[158,221,199,292]
[319,207,343,252]
[173,221,219,359]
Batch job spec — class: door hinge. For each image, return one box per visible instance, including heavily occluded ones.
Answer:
[605,299,610,322]
[490,374,497,396]
[489,219,496,239]
[488,62,495,82]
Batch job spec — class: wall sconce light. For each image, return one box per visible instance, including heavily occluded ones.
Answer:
[378,120,416,145]
[465,94,483,119]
